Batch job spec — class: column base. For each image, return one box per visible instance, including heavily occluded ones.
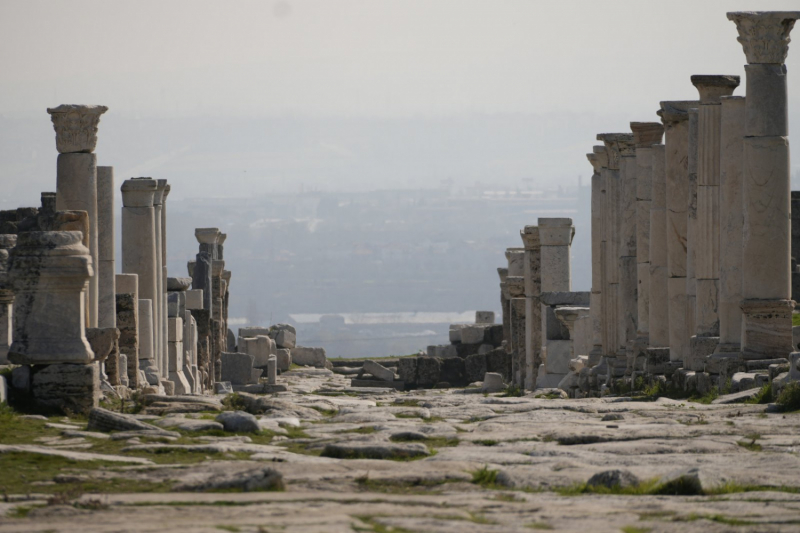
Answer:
[31,363,99,415]
[140,359,161,386]
[687,336,719,371]
[741,299,794,360]
[644,347,681,375]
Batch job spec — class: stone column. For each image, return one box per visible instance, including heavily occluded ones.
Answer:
[689,75,742,369]
[587,149,605,366]
[505,247,525,382]
[97,166,115,329]
[49,105,107,329]
[520,226,542,389]
[685,108,699,361]
[649,143,670,349]
[120,178,159,382]
[617,136,638,372]
[658,100,699,362]
[152,180,166,380]
[0,235,16,365]
[728,11,800,359]
[160,182,170,381]
[538,218,573,292]
[116,273,139,388]
[593,145,610,367]
[8,231,94,364]
[498,267,509,351]
[717,96,747,354]
[630,123,665,350]
[506,276,526,386]
[194,228,219,313]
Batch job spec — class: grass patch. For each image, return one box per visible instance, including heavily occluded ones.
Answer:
[339,426,377,435]
[737,432,762,452]
[501,384,524,397]
[276,441,323,457]
[355,475,447,495]
[674,513,756,526]
[392,399,421,407]
[353,515,413,533]
[621,527,651,533]
[793,312,800,327]
[526,522,554,530]
[471,465,500,488]
[745,383,773,405]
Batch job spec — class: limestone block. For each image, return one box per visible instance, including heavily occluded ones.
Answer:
[169,369,191,395]
[544,340,572,374]
[255,335,277,367]
[542,306,569,340]
[181,363,195,393]
[272,328,296,350]
[460,326,487,345]
[267,355,277,385]
[168,317,183,342]
[790,352,800,380]
[185,290,203,310]
[475,311,495,324]
[416,357,441,387]
[464,353,487,383]
[449,324,468,343]
[440,356,466,386]
[364,360,394,382]
[220,352,258,385]
[168,341,184,372]
[276,349,291,372]
[505,248,525,277]
[167,277,192,292]
[167,292,185,318]
[397,357,418,385]
[239,326,270,338]
[540,291,590,306]
[291,346,326,368]
[31,363,99,415]
[485,348,512,382]
[687,336,719,372]
[695,279,720,337]
[644,347,672,374]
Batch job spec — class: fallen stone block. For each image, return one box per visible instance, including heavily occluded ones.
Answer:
[173,465,284,492]
[482,372,505,392]
[215,381,233,394]
[363,360,395,382]
[711,388,763,404]
[221,352,259,385]
[276,349,291,372]
[731,372,758,392]
[587,469,640,489]
[656,467,725,495]
[87,407,171,434]
[291,346,327,368]
[460,325,488,345]
[475,311,495,324]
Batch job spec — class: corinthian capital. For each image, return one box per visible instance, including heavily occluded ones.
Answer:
[46,104,108,154]
[727,11,800,64]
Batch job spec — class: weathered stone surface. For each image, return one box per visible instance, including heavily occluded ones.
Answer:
[482,372,504,392]
[87,407,168,434]
[416,357,441,388]
[464,353,487,384]
[173,465,284,492]
[31,363,99,415]
[587,469,640,489]
[397,357,417,385]
[475,311,495,324]
[540,291,590,306]
[322,441,429,460]
[269,324,297,349]
[167,277,192,291]
[276,348,291,372]
[220,352,259,385]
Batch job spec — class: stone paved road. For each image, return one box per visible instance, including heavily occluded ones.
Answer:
[2,367,800,532]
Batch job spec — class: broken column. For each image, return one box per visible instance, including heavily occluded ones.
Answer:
[49,104,107,329]
[152,180,166,381]
[658,100,698,363]
[689,75,741,369]
[728,11,800,359]
[630,123,665,359]
[167,277,192,394]
[116,273,139,388]
[121,178,159,383]
[520,226,542,389]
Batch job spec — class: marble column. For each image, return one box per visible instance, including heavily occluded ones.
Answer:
[138,298,155,385]
[505,247,525,383]
[7,231,94,364]
[520,226,542,389]
[617,136,638,372]
[593,145,610,366]
[121,178,159,382]
[728,11,800,359]
[685,108,699,357]
[587,148,606,366]
[689,75,741,369]
[0,235,16,365]
[498,267,509,351]
[161,182,170,381]
[152,180,166,379]
[630,122,665,353]
[97,166,115,329]
[649,143,670,349]
[49,105,107,329]
[658,100,699,362]
[717,96,747,354]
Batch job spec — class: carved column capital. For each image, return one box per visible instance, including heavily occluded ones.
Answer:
[46,104,108,154]
[727,11,800,64]
[630,122,664,148]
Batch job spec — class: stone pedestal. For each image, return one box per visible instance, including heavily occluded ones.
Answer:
[520,226,542,389]
[48,104,107,330]
[8,231,94,365]
[649,144,670,348]
[728,11,800,359]
[718,96,747,352]
[659,100,699,362]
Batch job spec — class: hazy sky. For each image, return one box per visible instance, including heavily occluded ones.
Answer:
[2,0,799,123]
